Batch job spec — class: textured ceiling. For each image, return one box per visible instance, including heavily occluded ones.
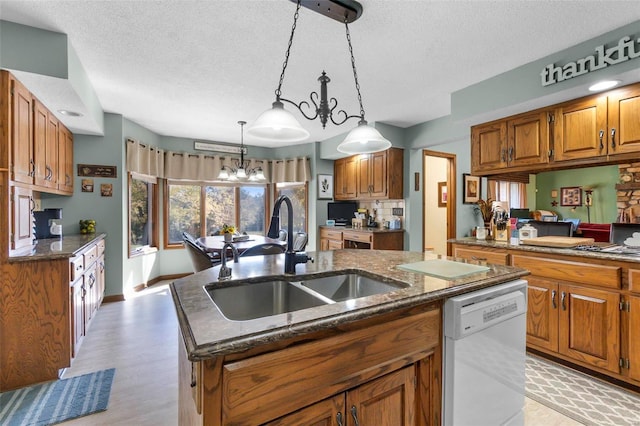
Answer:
[1,0,639,148]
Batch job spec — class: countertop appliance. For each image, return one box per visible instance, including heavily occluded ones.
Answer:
[443,279,528,426]
[33,208,63,239]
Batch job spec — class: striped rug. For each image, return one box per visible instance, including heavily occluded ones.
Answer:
[0,368,115,426]
[526,355,640,426]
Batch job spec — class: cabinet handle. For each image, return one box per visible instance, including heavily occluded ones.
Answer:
[508,146,514,162]
[561,291,566,311]
[350,406,360,426]
[471,256,487,261]
[29,159,35,177]
[66,174,71,185]
[611,128,616,148]
[551,290,557,309]
[501,148,506,162]
[336,412,344,426]
[45,165,52,180]
[599,130,604,150]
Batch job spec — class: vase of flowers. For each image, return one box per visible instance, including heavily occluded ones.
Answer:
[221,224,236,242]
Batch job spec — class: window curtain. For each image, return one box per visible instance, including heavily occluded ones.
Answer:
[270,157,311,183]
[126,138,164,183]
[488,179,527,209]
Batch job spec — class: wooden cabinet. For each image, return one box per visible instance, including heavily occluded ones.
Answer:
[320,227,343,251]
[471,111,549,174]
[334,148,403,200]
[451,244,509,265]
[268,366,415,426]
[334,156,357,200]
[629,296,640,382]
[57,124,74,194]
[181,305,440,425]
[320,227,403,251]
[10,184,34,252]
[33,99,59,189]
[553,95,608,162]
[6,72,34,185]
[512,254,621,373]
[607,84,640,156]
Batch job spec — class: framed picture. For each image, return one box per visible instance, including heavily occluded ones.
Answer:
[561,186,582,206]
[100,183,113,197]
[438,182,447,207]
[81,178,94,193]
[317,174,333,199]
[463,174,481,204]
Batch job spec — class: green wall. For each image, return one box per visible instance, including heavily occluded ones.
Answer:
[535,166,620,224]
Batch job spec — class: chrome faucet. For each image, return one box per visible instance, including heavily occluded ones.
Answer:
[268,195,313,274]
[218,242,239,281]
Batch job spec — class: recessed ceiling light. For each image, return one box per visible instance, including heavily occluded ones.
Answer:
[588,80,621,92]
[58,109,83,117]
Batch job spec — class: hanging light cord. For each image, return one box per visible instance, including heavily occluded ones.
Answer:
[275,1,302,99]
[345,20,365,122]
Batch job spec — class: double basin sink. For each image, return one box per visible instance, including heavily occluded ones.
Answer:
[205,273,407,321]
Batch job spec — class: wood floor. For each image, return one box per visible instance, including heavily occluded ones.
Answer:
[62,281,581,425]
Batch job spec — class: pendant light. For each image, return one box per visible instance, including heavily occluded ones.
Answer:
[218,121,266,181]
[248,0,390,155]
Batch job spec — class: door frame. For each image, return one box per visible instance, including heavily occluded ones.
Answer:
[422,150,456,256]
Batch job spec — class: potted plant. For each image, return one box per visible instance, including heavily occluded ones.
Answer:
[220,224,236,242]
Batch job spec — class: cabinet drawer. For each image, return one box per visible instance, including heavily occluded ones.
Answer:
[320,229,342,240]
[222,308,440,425]
[83,245,98,268]
[630,269,640,294]
[512,255,621,289]
[70,255,84,283]
[96,239,105,257]
[453,247,509,265]
[342,231,372,243]
[328,240,343,250]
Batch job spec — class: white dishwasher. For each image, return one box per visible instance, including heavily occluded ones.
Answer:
[443,279,528,426]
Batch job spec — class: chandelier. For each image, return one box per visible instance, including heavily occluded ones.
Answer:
[247,0,391,155]
[218,121,266,181]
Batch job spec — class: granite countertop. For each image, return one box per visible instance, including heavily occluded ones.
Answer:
[170,249,528,361]
[8,233,107,262]
[450,237,640,263]
[320,225,403,233]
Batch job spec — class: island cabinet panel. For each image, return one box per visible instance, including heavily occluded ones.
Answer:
[266,394,345,426]
[451,244,509,265]
[606,84,640,156]
[629,296,640,382]
[525,276,559,352]
[220,308,440,425]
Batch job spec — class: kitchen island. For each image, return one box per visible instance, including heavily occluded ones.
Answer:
[171,249,528,425]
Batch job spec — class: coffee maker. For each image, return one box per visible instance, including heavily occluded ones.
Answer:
[33,208,63,239]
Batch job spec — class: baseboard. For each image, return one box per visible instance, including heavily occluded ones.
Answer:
[132,273,192,292]
[103,294,125,303]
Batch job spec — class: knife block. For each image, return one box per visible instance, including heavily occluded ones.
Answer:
[493,225,509,241]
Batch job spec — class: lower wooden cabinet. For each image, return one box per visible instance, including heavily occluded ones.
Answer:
[320,227,403,251]
[451,244,509,265]
[320,227,343,251]
[267,366,415,426]
[629,296,640,382]
[10,184,34,253]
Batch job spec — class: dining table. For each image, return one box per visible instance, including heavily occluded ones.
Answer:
[196,235,287,255]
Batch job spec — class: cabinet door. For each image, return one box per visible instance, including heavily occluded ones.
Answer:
[10,75,34,184]
[369,150,388,198]
[347,365,415,426]
[334,157,357,200]
[33,99,49,187]
[553,96,608,161]
[357,154,372,197]
[10,185,34,251]
[526,277,559,352]
[507,111,549,167]
[471,121,507,173]
[265,394,345,426]
[558,284,620,373]
[84,265,97,323]
[58,125,74,194]
[327,239,343,250]
[452,245,509,265]
[96,254,105,307]
[44,112,59,189]
[607,84,640,156]
[72,278,85,357]
[320,238,329,251]
[629,296,640,382]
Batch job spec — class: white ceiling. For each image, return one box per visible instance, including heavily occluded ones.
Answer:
[1,0,639,148]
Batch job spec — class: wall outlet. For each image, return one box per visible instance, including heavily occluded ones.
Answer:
[392,207,403,216]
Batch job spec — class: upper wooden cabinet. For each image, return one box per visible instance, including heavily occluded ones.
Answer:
[472,82,640,175]
[334,148,403,200]
[2,71,74,196]
[472,110,549,174]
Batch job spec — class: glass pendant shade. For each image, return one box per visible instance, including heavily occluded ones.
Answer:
[247,101,310,142]
[217,168,229,180]
[235,167,247,179]
[337,121,392,155]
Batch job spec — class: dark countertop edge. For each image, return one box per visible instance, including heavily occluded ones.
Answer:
[173,268,529,361]
[319,225,403,233]
[8,233,107,262]
[449,237,640,263]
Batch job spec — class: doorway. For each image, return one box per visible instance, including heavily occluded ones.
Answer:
[422,150,456,256]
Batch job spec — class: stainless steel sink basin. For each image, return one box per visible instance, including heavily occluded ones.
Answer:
[206,280,328,321]
[297,274,407,302]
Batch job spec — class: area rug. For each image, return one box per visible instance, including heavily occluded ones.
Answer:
[0,368,115,426]
[526,355,640,425]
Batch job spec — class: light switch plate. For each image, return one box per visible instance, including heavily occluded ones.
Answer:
[392,207,403,216]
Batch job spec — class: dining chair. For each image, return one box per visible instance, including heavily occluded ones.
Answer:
[238,243,286,257]
[292,232,308,251]
[183,236,220,272]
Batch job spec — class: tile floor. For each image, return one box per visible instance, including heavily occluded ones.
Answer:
[62,282,583,425]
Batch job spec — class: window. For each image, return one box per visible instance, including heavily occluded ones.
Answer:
[165,182,268,247]
[276,182,308,233]
[128,174,158,256]
[488,179,527,209]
